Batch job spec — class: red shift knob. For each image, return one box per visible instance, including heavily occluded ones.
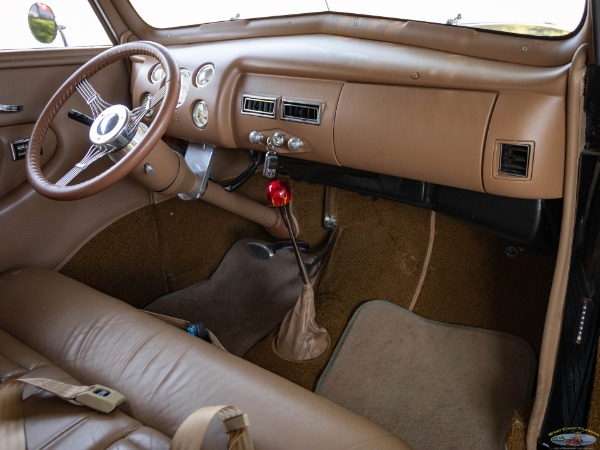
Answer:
[266,180,292,207]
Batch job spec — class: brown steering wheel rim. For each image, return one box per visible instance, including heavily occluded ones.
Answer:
[26,41,180,201]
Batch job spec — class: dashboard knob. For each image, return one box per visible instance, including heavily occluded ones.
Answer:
[271,133,285,148]
[249,131,264,144]
[287,137,304,151]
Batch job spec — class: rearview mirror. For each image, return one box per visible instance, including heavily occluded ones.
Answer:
[28,3,58,44]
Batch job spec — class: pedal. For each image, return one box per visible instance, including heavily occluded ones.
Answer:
[245,240,309,260]
[306,225,338,278]
[304,186,340,277]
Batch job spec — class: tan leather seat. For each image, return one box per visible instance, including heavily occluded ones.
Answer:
[0,268,410,449]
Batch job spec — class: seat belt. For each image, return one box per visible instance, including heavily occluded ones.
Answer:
[0,377,252,450]
[172,405,254,450]
[0,377,125,450]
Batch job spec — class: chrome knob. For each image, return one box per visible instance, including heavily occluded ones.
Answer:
[249,131,264,144]
[287,137,304,151]
[271,133,285,148]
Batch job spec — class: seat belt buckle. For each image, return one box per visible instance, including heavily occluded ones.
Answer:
[223,412,250,432]
[75,385,126,413]
[187,322,210,342]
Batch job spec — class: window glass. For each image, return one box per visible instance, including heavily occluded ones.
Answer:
[1,1,111,51]
[129,0,585,37]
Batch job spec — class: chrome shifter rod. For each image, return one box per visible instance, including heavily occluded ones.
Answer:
[266,180,310,285]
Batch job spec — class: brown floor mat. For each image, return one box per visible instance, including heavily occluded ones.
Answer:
[144,238,309,356]
[316,300,536,450]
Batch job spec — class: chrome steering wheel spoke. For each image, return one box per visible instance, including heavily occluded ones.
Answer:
[76,79,112,118]
[56,144,115,187]
[26,42,179,200]
[131,85,166,127]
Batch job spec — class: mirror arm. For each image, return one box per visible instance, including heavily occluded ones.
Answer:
[58,25,68,47]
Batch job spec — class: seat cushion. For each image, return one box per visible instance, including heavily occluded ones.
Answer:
[0,329,170,450]
[0,268,409,449]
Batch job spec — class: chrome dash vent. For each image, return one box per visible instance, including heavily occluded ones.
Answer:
[281,99,322,125]
[241,95,277,118]
[499,143,531,178]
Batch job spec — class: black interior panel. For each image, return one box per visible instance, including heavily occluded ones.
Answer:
[281,157,561,247]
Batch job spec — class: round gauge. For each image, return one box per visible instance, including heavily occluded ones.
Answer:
[150,64,165,84]
[140,92,154,119]
[195,64,215,87]
[192,101,209,128]
[177,68,191,109]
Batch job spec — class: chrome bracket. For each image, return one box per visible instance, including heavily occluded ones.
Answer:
[179,142,215,201]
[323,186,338,230]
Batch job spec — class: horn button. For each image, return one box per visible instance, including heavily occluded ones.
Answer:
[89,105,135,149]
[97,113,120,135]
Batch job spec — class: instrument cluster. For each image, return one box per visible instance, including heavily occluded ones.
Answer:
[147,62,215,129]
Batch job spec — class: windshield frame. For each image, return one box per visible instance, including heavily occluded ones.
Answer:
[127,0,587,39]
[106,1,589,67]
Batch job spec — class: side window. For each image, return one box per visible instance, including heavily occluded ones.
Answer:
[0,1,112,51]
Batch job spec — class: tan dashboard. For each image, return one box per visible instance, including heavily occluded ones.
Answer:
[131,34,570,200]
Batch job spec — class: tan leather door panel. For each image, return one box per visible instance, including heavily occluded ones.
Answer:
[0,124,57,198]
[0,49,151,272]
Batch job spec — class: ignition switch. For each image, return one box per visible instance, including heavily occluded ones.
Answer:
[270,133,285,148]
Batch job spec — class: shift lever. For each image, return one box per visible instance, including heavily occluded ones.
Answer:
[266,180,310,285]
[267,179,330,360]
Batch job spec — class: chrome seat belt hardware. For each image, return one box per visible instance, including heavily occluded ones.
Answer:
[75,384,125,413]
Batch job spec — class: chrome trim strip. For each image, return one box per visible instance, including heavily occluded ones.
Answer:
[0,104,23,112]
[241,94,277,119]
[280,99,321,125]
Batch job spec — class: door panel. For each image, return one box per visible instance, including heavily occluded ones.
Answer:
[0,49,151,272]
[0,124,56,197]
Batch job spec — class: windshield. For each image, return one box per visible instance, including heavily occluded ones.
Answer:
[129,0,586,37]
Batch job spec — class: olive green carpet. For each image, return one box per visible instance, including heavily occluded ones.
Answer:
[316,300,536,450]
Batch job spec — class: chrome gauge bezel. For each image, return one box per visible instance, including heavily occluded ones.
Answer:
[195,64,215,88]
[149,64,165,84]
[192,101,209,129]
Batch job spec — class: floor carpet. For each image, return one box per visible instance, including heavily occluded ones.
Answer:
[144,238,308,356]
[316,300,537,450]
[58,178,557,449]
[243,188,555,397]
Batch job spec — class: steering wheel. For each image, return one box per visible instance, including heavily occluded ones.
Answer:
[26,42,180,200]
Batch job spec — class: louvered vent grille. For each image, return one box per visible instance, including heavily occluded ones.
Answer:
[499,143,531,177]
[241,95,276,118]
[281,100,321,125]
